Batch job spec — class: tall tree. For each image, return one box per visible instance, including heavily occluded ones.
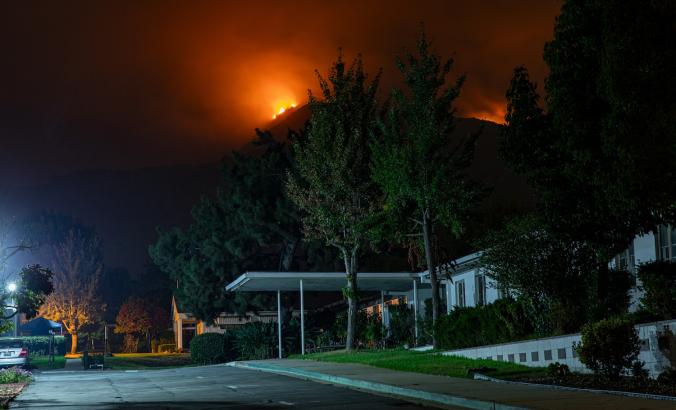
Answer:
[371,33,479,347]
[38,218,104,355]
[223,130,301,272]
[287,53,381,350]
[501,0,676,261]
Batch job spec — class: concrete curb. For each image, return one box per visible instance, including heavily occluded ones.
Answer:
[228,361,527,410]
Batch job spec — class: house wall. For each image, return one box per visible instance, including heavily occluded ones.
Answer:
[442,319,676,378]
[444,267,499,310]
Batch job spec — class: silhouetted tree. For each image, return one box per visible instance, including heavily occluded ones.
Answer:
[501,0,676,261]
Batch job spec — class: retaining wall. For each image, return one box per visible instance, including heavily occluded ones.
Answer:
[441,319,676,377]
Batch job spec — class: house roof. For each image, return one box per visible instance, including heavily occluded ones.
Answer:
[419,251,483,281]
[226,271,426,292]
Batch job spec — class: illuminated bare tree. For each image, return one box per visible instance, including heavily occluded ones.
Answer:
[39,227,103,354]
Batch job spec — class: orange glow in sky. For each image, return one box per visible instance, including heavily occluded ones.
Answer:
[272,102,297,119]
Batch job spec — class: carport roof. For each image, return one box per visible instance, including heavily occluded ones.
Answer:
[226,271,425,292]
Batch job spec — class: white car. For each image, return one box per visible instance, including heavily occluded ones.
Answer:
[0,339,28,368]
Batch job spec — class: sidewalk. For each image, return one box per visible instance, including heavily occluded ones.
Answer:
[230,359,675,410]
[63,358,81,371]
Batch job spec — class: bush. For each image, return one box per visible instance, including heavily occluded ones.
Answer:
[657,368,676,385]
[575,316,641,379]
[189,333,234,364]
[0,336,67,356]
[0,367,32,384]
[547,362,571,379]
[435,298,534,350]
[638,261,676,320]
[233,322,277,360]
[387,304,415,347]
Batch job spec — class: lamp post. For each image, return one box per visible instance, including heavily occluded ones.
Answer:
[6,282,17,337]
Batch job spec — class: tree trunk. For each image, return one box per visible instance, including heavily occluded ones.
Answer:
[422,210,439,348]
[279,238,299,272]
[70,332,78,355]
[342,247,359,351]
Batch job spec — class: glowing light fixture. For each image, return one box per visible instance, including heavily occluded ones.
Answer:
[6,282,16,292]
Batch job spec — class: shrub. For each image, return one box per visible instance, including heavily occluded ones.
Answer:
[547,362,571,379]
[0,367,32,384]
[638,261,676,320]
[435,298,534,350]
[575,316,640,379]
[657,368,676,385]
[233,322,277,360]
[0,336,67,356]
[631,361,649,381]
[387,304,415,347]
[189,333,234,364]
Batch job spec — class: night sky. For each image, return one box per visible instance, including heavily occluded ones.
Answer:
[1,0,560,186]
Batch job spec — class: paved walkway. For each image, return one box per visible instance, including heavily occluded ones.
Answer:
[232,359,675,410]
[63,358,81,371]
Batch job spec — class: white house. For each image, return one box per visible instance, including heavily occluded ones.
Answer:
[405,225,676,314]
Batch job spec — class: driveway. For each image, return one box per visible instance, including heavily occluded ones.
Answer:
[11,365,430,409]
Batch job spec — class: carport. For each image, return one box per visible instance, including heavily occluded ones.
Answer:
[226,271,426,358]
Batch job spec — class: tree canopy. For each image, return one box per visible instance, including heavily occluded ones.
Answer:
[371,31,480,346]
[36,214,104,354]
[286,53,381,350]
[501,0,676,259]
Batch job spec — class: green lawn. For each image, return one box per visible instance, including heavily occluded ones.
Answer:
[29,355,66,370]
[105,353,193,370]
[297,349,545,379]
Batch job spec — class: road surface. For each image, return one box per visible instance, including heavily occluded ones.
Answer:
[12,364,433,409]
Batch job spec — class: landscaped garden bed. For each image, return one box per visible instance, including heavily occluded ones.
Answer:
[0,367,33,408]
[507,370,676,397]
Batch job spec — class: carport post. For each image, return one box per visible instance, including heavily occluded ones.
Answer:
[446,281,452,314]
[380,290,386,347]
[277,289,282,359]
[300,279,305,355]
[413,280,418,344]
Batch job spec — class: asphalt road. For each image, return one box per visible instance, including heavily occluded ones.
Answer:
[12,364,432,409]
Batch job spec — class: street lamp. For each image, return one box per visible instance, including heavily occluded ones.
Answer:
[6,282,17,337]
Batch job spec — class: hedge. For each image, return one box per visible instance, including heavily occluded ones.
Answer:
[0,336,67,356]
[435,298,534,350]
[189,333,235,364]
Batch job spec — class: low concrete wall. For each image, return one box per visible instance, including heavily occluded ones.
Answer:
[441,319,676,377]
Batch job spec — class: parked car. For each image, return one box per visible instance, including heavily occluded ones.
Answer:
[0,339,28,368]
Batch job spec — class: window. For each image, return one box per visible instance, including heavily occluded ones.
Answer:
[474,274,486,306]
[657,225,676,262]
[455,280,466,308]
